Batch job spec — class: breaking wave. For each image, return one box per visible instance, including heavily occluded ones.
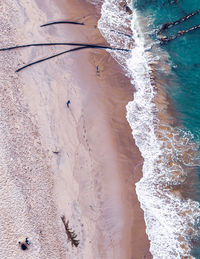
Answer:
[91,0,200,257]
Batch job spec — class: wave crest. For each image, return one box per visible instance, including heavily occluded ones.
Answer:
[96,0,200,257]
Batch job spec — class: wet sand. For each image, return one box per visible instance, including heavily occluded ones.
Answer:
[0,0,151,258]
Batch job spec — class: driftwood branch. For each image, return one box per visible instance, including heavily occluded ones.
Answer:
[160,24,200,44]
[158,9,200,44]
[159,9,200,35]
[40,21,85,27]
[0,42,130,52]
[174,0,187,15]
[16,46,89,72]
[162,0,186,14]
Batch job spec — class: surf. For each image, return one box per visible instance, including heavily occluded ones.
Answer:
[92,0,200,258]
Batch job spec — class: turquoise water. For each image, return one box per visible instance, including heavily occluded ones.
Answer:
[134,0,200,257]
[134,0,200,138]
[97,0,200,256]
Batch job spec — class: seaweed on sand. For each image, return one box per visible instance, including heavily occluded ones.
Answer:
[61,215,80,247]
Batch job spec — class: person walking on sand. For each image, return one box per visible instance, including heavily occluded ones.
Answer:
[66,100,71,108]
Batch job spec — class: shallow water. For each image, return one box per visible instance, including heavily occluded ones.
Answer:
[134,0,200,138]
[92,0,200,257]
[133,1,200,257]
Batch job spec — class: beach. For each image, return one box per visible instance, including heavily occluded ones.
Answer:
[0,0,151,258]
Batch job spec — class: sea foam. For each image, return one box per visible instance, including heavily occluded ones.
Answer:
[92,0,200,257]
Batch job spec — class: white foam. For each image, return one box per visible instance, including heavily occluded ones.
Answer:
[126,10,200,258]
[95,0,200,258]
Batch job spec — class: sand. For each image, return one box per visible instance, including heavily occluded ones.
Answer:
[0,0,151,258]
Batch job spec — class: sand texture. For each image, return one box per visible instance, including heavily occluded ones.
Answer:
[0,0,151,258]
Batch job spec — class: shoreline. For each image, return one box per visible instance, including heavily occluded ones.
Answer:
[0,0,151,258]
[53,0,152,257]
[38,0,151,257]
[126,8,200,258]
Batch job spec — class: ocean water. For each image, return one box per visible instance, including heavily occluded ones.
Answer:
[130,0,200,257]
[91,0,200,258]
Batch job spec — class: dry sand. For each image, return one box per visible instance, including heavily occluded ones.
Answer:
[0,0,151,258]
